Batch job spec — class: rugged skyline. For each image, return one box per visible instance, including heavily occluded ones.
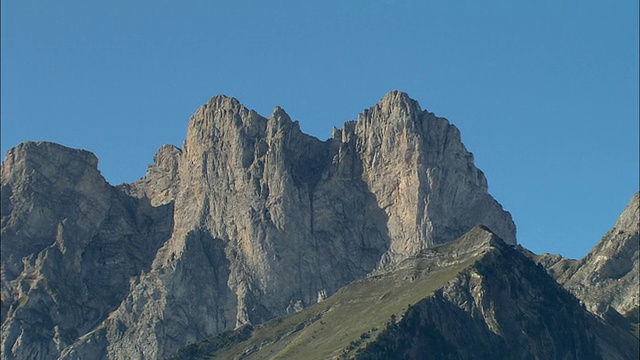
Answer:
[2,1,638,260]
[2,92,637,359]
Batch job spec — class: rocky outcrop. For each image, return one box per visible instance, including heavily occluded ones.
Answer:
[2,92,516,359]
[1,142,173,360]
[557,193,639,320]
[350,91,515,265]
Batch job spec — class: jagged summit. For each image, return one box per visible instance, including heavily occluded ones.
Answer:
[2,92,518,359]
[369,90,422,119]
[191,91,426,142]
[378,89,417,107]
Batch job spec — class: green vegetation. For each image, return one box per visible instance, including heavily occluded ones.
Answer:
[166,227,502,359]
[167,325,254,360]
[353,304,460,360]
[177,228,497,359]
[168,227,639,359]
[210,260,475,359]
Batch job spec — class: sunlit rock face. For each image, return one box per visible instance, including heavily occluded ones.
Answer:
[349,91,515,266]
[1,91,516,359]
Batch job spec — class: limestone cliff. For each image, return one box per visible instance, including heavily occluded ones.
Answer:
[121,144,182,207]
[350,91,515,265]
[2,92,516,359]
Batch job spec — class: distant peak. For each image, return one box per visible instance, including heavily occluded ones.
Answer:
[268,105,295,129]
[5,141,98,168]
[210,94,234,101]
[205,94,243,111]
[381,90,411,102]
[271,105,288,118]
[371,90,422,118]
[380,90,418,105]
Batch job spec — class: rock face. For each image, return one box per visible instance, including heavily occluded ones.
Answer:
[1,92,516,359]
[348,91,515,264]
[0,142,173,360]
[558,193,639,320]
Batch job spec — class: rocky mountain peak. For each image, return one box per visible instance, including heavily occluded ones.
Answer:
[378,90,419,111]
[1,141,173,360]
[122,144,182,206]
[205,94,243,111]
[1,141,110,279]
[271,105,288,118]
[268,105,297,131]
[186,95,264,147]
[360,90,422,129]
[348,92,515,262]
[2,92,521,359]
[2,141,99,179]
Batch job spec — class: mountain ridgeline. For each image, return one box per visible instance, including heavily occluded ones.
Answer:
[1,91,637,359]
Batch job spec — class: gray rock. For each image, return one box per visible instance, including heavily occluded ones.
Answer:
[2,92,517,359]
[121,144,182,207]
[350,91,515,267]
[1,142,172,359]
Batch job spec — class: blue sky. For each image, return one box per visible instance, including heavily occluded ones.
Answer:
[2,1,638,259]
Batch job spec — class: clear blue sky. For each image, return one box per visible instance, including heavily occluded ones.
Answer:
[2,1,638,260]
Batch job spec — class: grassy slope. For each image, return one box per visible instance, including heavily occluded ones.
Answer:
[205,227,495,360]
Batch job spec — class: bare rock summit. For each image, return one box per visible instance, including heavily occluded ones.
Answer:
[2,92,516,359]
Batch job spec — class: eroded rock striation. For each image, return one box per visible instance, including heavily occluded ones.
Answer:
[2,92,516,359]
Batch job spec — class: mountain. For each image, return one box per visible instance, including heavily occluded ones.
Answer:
[1,142,173,359]
[560,193,639,321]
[530,193,639,324]
[1,92,517,359]
[169,226,638,360]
